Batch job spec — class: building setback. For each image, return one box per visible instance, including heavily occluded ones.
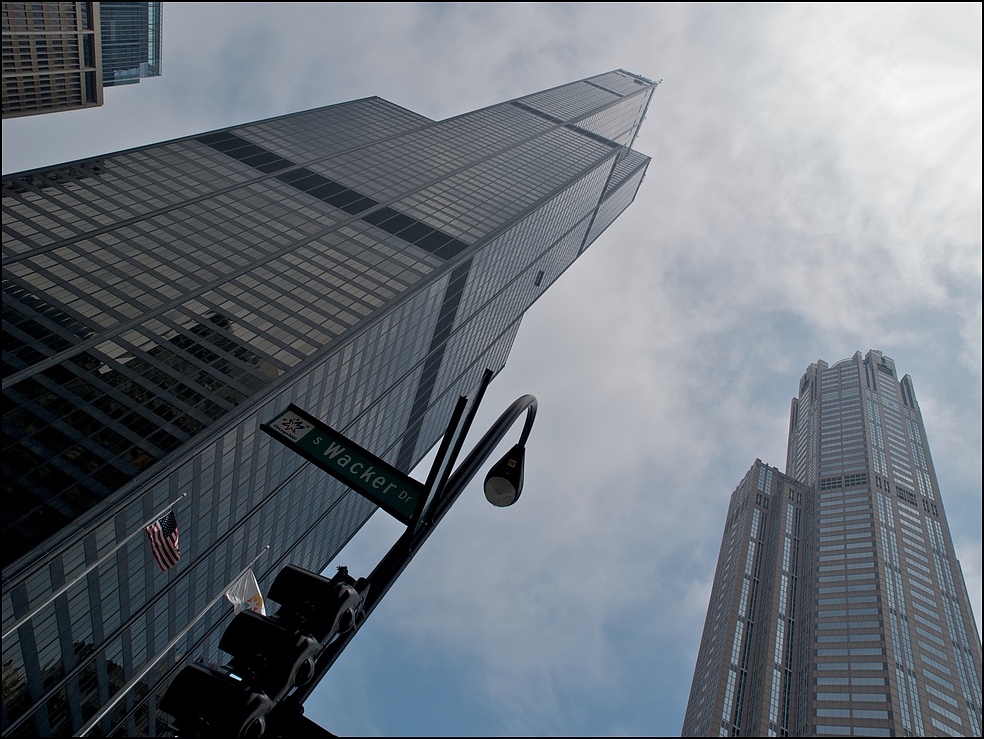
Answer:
[682,351,983,738]
[1,70,656,735]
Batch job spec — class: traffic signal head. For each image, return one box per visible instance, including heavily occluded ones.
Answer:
[219,610,321,699]
[161,662,274,738]
[163,565,369,736]
[267,565,366,643]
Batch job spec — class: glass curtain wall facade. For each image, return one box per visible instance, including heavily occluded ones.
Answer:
[682,351,983,738]
[99,2,161,88]
[1,70,655,736]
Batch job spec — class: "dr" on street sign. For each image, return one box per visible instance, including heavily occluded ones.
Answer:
[261,404,425,525]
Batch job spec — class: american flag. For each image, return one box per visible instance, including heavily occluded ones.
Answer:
[145,510,181,571]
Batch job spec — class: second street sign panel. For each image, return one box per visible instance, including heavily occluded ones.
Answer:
[261,404,425,524]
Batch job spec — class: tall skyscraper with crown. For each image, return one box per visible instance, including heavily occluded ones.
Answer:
[682,351,982,738]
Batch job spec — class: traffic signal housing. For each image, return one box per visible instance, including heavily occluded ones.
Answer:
[161,565,368,736]
[159,661,275,738]
[219,565,366,701]
[219,609,321,700]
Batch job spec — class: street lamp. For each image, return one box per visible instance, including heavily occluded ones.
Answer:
[274,382,539,727]
[483,381,535,508]
[160,371,538,737]
[482,403,533,508]
[484,443,525,506]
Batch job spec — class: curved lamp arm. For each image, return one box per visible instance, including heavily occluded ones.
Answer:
[283,393,536,711]
[436,394,536,514]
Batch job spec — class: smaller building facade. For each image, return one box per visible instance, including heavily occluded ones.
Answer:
[682,461,810,737]
[2,2,161,119]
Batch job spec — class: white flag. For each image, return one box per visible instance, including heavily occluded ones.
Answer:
[225,568,266,616]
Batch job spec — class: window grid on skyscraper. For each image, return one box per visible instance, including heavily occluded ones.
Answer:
[2,70,655,735]
[683,352,982,738]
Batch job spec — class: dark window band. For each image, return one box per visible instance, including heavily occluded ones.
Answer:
[196,132,469,260]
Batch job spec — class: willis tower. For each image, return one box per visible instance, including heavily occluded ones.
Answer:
[2,70,656,735]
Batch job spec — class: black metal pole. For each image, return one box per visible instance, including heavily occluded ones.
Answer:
[281,393,537,713]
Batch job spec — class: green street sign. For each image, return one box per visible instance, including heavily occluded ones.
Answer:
[261,404,425,524]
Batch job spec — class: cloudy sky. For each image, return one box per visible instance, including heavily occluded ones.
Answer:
[3,3,980,736]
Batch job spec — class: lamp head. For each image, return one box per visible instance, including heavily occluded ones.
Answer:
[484,443,525,507]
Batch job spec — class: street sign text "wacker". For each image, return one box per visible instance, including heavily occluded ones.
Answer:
[261,404,424,524]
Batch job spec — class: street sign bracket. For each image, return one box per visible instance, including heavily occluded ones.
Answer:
[414,368,494,530]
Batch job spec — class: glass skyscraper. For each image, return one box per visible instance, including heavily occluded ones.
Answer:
[682,351,982,738]
[1,70,656,735]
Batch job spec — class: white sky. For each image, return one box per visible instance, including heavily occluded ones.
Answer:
[3,3,980,736]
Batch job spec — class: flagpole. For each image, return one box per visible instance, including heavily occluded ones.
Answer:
[2,493,187,642]
[75,545,270,737]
